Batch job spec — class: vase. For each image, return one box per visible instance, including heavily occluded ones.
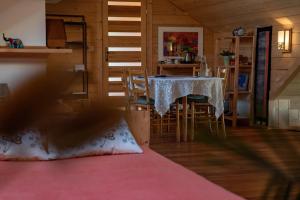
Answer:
[223,56,230,66]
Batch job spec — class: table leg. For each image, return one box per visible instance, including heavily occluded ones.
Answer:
[182,96,188,142]
[176,101,180,142]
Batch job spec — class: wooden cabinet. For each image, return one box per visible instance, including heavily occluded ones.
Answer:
[158,63,201,75]
[215,36,256,127]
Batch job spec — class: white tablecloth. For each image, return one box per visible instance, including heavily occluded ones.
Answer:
[148,76,224,118]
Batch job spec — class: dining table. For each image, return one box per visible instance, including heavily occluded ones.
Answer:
[147,75,224,142]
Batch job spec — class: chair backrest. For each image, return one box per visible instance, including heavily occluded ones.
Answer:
[127,68,150,102]
[192,65,202,76]
[193,56,207,76]
[216,67,229,98]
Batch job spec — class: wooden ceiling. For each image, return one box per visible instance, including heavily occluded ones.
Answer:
[168,0,300,31]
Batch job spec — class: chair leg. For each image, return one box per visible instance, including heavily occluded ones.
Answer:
[176,101,180,143]
[160,115,163,136]
[215,117,219,136]
[191,102,195,141]
[221,114,226,138]
[167,111,171,133]
[208,106,214,134]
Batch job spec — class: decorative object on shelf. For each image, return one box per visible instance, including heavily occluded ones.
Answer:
[238,73,249,91]
[74,64,85,72]
[2,33,24,48]
[232,27,246,36]
[220,50,235,66]
[158,27,203,62]
[46,19,67,48]
[278,29,292,53]
[239,55,249,65]
[182,51,195,64]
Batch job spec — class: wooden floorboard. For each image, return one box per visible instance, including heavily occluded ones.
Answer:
[150,128,300,200]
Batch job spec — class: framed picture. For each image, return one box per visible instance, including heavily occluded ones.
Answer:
[158,27,203,61]
[238,73,249,91]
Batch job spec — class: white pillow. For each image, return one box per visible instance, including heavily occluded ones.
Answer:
[48,119,143,160]
[0,129,49,161]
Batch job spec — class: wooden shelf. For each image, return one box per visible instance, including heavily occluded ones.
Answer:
[224,115,249,120]
[215,36,255,127]
[158,63,200,68]
[227,90,252,95]
[226,64,253,69]
[219,36,254,41]
[0,47,72,57]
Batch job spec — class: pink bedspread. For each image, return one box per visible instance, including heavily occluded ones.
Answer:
[0,147,243,200]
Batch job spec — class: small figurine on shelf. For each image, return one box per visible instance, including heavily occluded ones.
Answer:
[2,33,24,48]
[232,27,246,36]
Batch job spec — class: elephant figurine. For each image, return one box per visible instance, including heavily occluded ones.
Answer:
[2,33,24,48]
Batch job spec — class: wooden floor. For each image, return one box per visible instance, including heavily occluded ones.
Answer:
[150,127,300,200]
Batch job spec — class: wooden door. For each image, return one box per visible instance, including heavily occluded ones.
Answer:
[102,0,147,102]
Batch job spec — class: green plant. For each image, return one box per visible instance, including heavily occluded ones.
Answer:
[220,50,235,57]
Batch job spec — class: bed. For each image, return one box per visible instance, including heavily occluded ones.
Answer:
[0,111,243,200]
[0,146,243,200]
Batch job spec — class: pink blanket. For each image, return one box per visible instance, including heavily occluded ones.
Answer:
[0,147,243,200]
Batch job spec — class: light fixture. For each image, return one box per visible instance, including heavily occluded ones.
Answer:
[278,29,292,53]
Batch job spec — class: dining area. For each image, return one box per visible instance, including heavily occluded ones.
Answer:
[125,65,229,143]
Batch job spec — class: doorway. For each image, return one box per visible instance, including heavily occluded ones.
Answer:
[253,26,272,126]
[102,0,147,100]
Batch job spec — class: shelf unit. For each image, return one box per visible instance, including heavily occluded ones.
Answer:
[215,36,256,127]
[0,47,72,57]
[46,14,88,100]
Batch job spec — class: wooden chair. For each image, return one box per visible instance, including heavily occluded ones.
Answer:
[189,65,213,140]
[127,68,152,111]
[215,66,229,137]
[125,68,161,135]
[189,66,229,138]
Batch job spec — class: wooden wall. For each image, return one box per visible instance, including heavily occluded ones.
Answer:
[46,0,102,100]
[151,0,215,74]
[268,16,300,129]
[46,0,215,98]
[271,22,300,98]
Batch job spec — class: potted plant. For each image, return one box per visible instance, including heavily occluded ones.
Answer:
[220,50,235,66]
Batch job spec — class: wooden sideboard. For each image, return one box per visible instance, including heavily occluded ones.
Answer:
[157,63,201,75]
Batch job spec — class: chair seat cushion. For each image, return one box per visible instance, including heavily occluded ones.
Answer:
[135,96,155,105]
[187,95,208,103]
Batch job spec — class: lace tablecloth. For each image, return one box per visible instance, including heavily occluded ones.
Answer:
[148,76,224,118]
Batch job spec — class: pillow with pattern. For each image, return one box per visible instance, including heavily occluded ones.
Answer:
[48,119,143,160]
[0,129,49,161]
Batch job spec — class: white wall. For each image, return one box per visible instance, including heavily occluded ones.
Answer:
[0,0,46,91]
[0,0,46,46]
[269,71,300,129]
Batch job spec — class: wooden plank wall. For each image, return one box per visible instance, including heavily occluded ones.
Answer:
[151,0,215,75]
[46,0,102,100]
[46,0,215,100]
[271,21,300,98]
[268,16,300,129]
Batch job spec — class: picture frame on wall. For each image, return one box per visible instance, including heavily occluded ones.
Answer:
[238,73,249,91]
[158,27,204,61]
